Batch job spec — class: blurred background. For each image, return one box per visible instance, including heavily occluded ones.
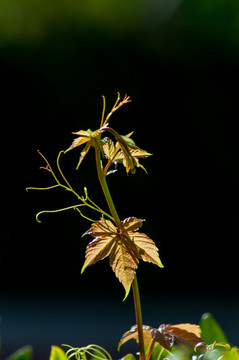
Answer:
[1,0,239,358]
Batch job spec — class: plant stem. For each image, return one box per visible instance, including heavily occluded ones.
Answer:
[95,148,145,360]
[132,275,146,360]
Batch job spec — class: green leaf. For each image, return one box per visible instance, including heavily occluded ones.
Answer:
[200,313,228,344]
[4,346,33,360]
[222,348,239,360]
[49,346,68,360]
[119,354,136,360]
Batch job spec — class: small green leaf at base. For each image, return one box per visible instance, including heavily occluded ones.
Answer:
[119,354,136,360]
[49,346,68,360]
[200,313,228,344]
[4,346,33,360]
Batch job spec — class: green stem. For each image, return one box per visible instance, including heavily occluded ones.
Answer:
[95,148,121,227]
[95,148,145,360]
[132,275,146,360]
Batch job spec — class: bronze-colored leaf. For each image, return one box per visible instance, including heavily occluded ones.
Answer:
[118,325,153,351]
[130,232,163,268]
[81,236,116,273]
[85,218,117,237]
[82,217,163,297]
[122,217,163,268]
[150,323,203,351]
[110,240,139,299]
[82,218,140,297]
[122,217,144,232]
[166,324,203,347]
[65,130,91,152]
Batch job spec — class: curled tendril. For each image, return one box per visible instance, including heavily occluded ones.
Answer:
[35,204,86,223]
[62,344,112,360]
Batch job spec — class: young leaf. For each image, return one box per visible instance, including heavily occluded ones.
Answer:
[81,218,139,297]
[122,217,164,268]
[49,346,68,360]
[110,241,139,299]
[65,130,91,152]
[65,129,102,168]
[120,354,137,360]
[81,217,163,298]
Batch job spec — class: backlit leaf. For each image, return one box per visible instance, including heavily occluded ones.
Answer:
[65,130,91,152]
[85,218,117,237]
[49,347,68,360]
[76,141,92,169]
[131,232,163,267]
[110,240,139,299]
[122,217,144,231]
[81,236,115,273]
[118,325,153,350]
[81,218,139,297]
[102,137,117,161]
[82,217,163,297]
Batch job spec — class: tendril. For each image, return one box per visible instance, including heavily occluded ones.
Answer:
[36,204,86,223]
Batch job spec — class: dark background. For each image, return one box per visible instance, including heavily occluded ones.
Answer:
[1,0,239,358]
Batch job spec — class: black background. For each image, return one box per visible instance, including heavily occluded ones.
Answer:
[1,0,239,357]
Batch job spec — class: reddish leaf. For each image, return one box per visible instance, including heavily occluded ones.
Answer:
[150,326,174,351]
[150,323,203,351]
[167,324,203,347]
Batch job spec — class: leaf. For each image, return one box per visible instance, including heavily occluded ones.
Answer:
[222,348,239,360]
[85,218,117,237]
[49,346,68,360]
[102,137,117,161]
[122,217,144,231]
[65,128,102,168]
[118,325,153,351]
[81,236,116,273]
[82,218,139,298]
[150,327,174,351]
[119,354,137,360]
[131,232,163,267]
[166,323,202,347]
[82,217,163,298]
[150,323,203,351]
[200,313,228,344]
[123,217,163,268]
[65,130,91,152]
[76,141,92,169]
[4,346,33,360]
[110,240,139,300]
